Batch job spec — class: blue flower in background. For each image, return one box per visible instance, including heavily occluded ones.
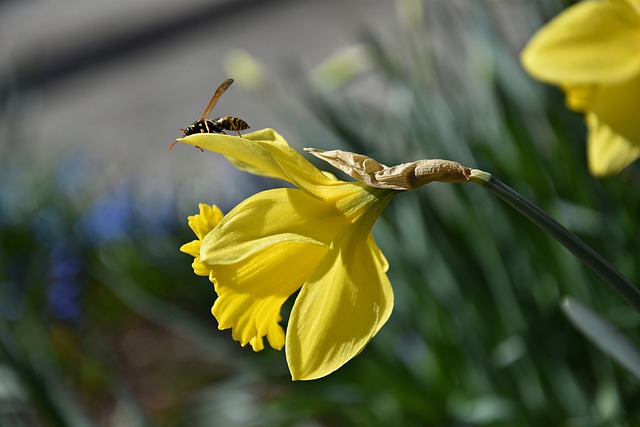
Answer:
[49,242,83,279]
[80,184,134,244]
[47,242,85,322]
[48,279,83,321]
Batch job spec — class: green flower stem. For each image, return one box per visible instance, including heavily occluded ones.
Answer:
[469,169,640,313]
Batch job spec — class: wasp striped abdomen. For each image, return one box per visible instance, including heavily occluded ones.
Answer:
[212,116,250,134]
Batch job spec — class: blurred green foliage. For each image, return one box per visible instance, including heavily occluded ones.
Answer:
[1,0,639,426]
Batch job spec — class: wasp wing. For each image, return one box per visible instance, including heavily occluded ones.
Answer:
[199,78,234,121]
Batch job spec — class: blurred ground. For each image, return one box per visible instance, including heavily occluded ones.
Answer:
[0,0,395,187]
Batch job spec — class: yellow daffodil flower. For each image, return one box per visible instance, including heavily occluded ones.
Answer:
[521,0,640,176]
[179,129,396,380]
[178,128,471,380]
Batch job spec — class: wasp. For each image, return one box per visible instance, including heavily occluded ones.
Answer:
[169,78,250,150]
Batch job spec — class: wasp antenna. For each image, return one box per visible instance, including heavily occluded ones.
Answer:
[168,140,179,151]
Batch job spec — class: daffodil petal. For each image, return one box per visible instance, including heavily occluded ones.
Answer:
[187,204,224,240]
[206,233,327,265]
[367,233,389,274]
[591,73,640,145]
[180,239,212,276]
[180,240,201,258]
[180,129,335,195]
[561,84,598,112]
[586,112,640,176]
[286,235,394,380]
[522,0,640,84]
[192,259,212,276]
[200,188,349,265]
[212,240,328,351]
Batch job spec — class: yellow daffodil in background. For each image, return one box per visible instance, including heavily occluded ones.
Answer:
[179,129,396,381]
[521,0,640,176]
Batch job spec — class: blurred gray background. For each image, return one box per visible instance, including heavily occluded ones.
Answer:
[0,0,398,192]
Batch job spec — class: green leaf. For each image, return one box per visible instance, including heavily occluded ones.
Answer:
[562,297,640,380]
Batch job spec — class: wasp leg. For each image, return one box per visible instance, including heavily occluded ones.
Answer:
[228,120,243,138]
